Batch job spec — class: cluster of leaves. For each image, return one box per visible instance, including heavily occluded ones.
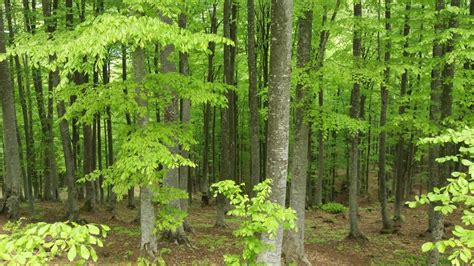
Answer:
[57,72,230,125]
[153,186,189,232]
[409,127,474,265]
[211,179,296,265]
[2,12,232,80]
[320,202,347,214]
[79,122,195,195]
[0,218,109,265]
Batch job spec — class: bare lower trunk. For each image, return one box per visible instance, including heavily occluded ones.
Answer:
[133,47,158,258]
[0,9,21,219]
[247,0,260,194]
[283,9,312,265]
[257,0,294,264]
[58,101,79,221]
[348,1,364,239]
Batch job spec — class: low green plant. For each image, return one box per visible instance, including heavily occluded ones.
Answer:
[211,179,297,265]
[0,218,109,265]
[320,202,347,214]
[409,127,474,266]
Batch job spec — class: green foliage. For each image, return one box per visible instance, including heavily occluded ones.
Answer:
[153,186,189,232]
[409,127,474,266]
[0,218,109,265]
[320,202,347,214]
[211,179,296,265]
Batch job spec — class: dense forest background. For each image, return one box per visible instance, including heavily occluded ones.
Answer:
[0,0,473,265]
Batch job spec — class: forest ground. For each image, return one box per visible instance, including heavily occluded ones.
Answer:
[0,191,456,265]
[0,171,455,265]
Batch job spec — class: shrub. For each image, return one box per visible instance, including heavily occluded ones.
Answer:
[409,127,474,266]
[320,202,347,214]
[0,218,109,265]
[211,179,297,265]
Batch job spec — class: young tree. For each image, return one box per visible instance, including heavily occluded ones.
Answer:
[257,0,294,264]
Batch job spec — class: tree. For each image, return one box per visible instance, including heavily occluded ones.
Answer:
[132,47,158,258]
[0,6,22,219]
[257,0,294,264]
[348,0,364,239]
[283,6,312,265]
[377,0,392,233]
[247,0,260,193]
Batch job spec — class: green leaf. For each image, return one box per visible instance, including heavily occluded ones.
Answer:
[87,225,100,235]
[422,242,434,252]
[67,245,77,261]
[80,245,90,260]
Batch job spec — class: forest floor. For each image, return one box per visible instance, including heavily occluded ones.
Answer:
[0,195,456,265]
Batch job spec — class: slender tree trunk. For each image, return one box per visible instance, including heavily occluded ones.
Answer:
[216,0,234,228]
[202,2,217,206]
[348,0,364,239]
[283,9,312,265]
[394,2,411,227]
[5,0,35,215]
[120,46,136,209]
[428,0,458,264]
[378,0,393,233]
[0,7,21,219]
[428,0,446,264]
[133,47,158,258]
[257,0,294,264]
[247,0,260,194]
[178,13,192,233]
[83,122,96,211]
[42,0,59,201]
[160,14,188,243]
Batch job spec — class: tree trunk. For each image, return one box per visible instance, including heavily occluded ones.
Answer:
[42,0,59,201]
[83,122,96,212]
[216,0,234,228]
[394,2,411,227]
[257,0,294,264]
[283,9,312,265]
[428,0,446,264]
[428,0,458,263]
[247,0,260,194]
[0,7,21,219]
[160,14,188,243]
[178,13,192,233]
[202,2,218,206]
[348,0,364,239]
[5,0,35,215]
[133,47,158,258]
[378,0,393,233]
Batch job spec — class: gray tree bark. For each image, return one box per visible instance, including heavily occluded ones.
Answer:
[133,47,158,258]
[348,0,364,239]
[160,14,188,243]
[0,6,21,219]
[257,0,294,264]
[283,9,312,265]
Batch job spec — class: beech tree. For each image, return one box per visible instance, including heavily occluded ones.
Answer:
[257,0,294,264]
